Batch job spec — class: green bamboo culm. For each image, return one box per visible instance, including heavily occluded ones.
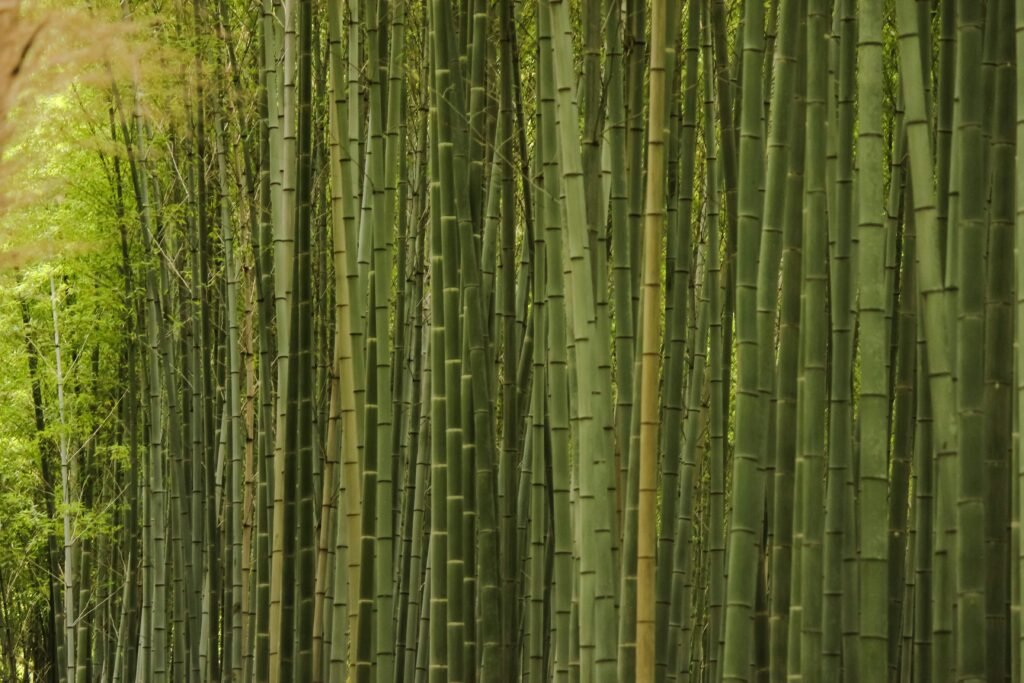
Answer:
[1016,0,1024,676]
[796,0,828,679]
[953,2,988,682]
[721,0,767,679]
[856,1,889,682]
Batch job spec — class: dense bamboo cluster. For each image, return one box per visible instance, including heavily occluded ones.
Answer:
[6,0,1024,681]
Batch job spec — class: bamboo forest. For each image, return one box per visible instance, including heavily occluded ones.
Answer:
[6,0,1024,680]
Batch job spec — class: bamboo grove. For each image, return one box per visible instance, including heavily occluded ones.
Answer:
[6,0,1024,681]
